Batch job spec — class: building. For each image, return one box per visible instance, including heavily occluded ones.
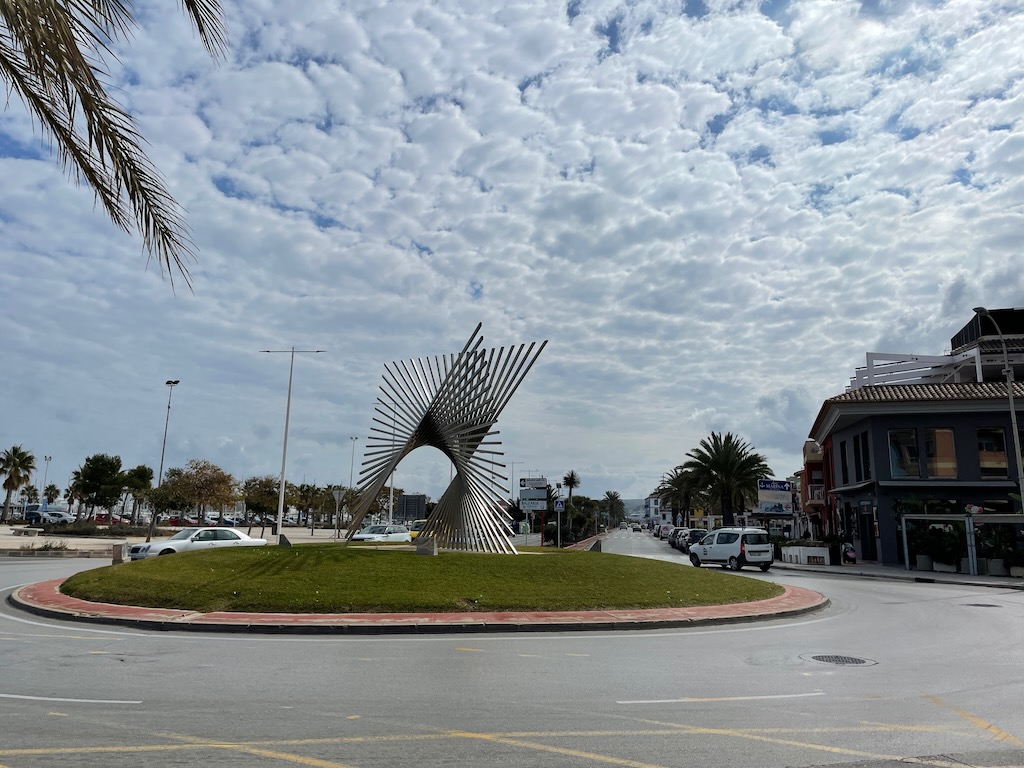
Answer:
[807,308,1024,566]
[395,494,426,523]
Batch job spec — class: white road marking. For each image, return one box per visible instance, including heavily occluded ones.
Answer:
[0,693,142,704]
[618,691,826,704]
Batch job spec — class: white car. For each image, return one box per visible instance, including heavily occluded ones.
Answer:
[350,524,412,543]
[127,527,267,560]
[688,527,773,571]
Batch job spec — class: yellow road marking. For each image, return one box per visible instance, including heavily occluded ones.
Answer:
[566,653,590,657]
[157,732,359,768]
[448,730,671,768]
[926,695,1024,746]
[454,647,485,652]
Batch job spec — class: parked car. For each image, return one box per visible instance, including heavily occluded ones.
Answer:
[408,519,428,539]
[127,527,268,560]
[619,522,628,530]
[28,509,76,525]
[351,524,412,543]
[688,527,773,571]
[680,529,708,553]
[658,523,674,540]
[667,527,688,548]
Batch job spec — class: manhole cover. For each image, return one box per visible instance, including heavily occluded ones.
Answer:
[963,603,1001,608]
[810,655,869,666]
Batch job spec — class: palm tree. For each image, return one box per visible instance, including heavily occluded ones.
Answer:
[44,483,61,504]
[657,467,698,527]
[681,432,772,527]
[603,490,624,526]
[1,445,36,522]
[562,470,580,509]
[1,1,227,285]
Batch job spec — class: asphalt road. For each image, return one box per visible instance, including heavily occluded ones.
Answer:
[2,530,1024,767]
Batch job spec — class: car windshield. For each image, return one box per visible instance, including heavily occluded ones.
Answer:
[168,528,199,540]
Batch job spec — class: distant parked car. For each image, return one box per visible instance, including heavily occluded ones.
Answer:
[408,519,428,539]
[351,524,412,543]
[680,529,708,553]
[127,527,268,560]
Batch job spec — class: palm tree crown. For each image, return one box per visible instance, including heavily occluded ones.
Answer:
[562,470,580,508]
[1,445,37,522]
[681,432,771,527]
[1,1,227,285]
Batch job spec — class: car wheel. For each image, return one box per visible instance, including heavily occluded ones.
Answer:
[729,556,742,571]
[158,548,176,556]
[759,563,771,572]
[689,553,701,568]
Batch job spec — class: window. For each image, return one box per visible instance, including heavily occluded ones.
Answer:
[977,428,1007,478]
[217,530,240,540]
[853,437,863,482]
[839,441,849,485]
[888,429,919,478]
[860,433,872,480]
[718,532,739,544]
[925,428,957,478]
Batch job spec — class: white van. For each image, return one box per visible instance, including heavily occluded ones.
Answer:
[688,527,773,571]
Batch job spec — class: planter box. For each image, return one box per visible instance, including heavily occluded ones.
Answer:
[987,558,1008,577]
[933,561,957,573]
[915,554,934,571]
[782,545,829,565]
[1010,566,1024,578]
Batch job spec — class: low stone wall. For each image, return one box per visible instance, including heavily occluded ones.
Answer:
[781,545,830,566]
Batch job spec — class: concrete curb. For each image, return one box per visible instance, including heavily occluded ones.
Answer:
[7,579,829,635]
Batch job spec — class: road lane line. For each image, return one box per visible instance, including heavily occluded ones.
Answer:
[926,695,1024,746]
[618,691,825,704]
[447,730,671,768]
[0,693,141,704]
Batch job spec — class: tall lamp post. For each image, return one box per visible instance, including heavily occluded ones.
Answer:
[974,307,1024,510]
[263,347,324,544]
[147,379,179,542]
[348,435,359,528]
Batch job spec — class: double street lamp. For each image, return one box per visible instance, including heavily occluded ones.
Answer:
[974,307,1024,510]
[148,379,180,542]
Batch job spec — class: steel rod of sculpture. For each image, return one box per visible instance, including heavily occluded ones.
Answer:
[345,324,547,554]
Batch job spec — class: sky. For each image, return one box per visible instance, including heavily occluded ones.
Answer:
[2,0,1023,506]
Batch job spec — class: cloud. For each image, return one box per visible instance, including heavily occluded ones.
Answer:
[2,0,1022,503]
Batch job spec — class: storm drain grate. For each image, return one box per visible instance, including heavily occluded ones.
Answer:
[811,655,869,666]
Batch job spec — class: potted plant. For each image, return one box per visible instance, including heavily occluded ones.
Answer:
[984,525,1015,577]
[926,526,961,573]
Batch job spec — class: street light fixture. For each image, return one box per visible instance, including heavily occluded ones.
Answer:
[974,307,1024,510]
[147,379,179,542]
[262,347,324,544]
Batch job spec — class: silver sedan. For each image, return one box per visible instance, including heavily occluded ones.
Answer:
[127,527,268,560]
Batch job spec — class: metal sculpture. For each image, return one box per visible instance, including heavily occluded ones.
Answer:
[345,324,547,554]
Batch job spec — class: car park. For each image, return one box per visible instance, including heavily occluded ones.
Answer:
[351,524,412,543]
[688,527,772,571]
[127,527,268,560]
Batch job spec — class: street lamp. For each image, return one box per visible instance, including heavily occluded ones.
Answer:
[42,455,51,502]
[147,379,179,542]
[348,436,359,528]
[263,347,324,544]
[974,307,1024,510]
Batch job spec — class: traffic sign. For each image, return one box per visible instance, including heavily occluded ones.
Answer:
[554,499,565,511]
[519,489,547,501]
[521,500,546,511]
[520,477,547,489]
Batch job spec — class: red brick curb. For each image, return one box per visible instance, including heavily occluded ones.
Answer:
[7,579,828,635]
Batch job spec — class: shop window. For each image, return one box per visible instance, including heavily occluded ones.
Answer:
[860,432,871,480]
[977,428,1007,478]
[888,429,919,478]
[839,441,849,485]
[925,428,957,478]
[853,437,863,482]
